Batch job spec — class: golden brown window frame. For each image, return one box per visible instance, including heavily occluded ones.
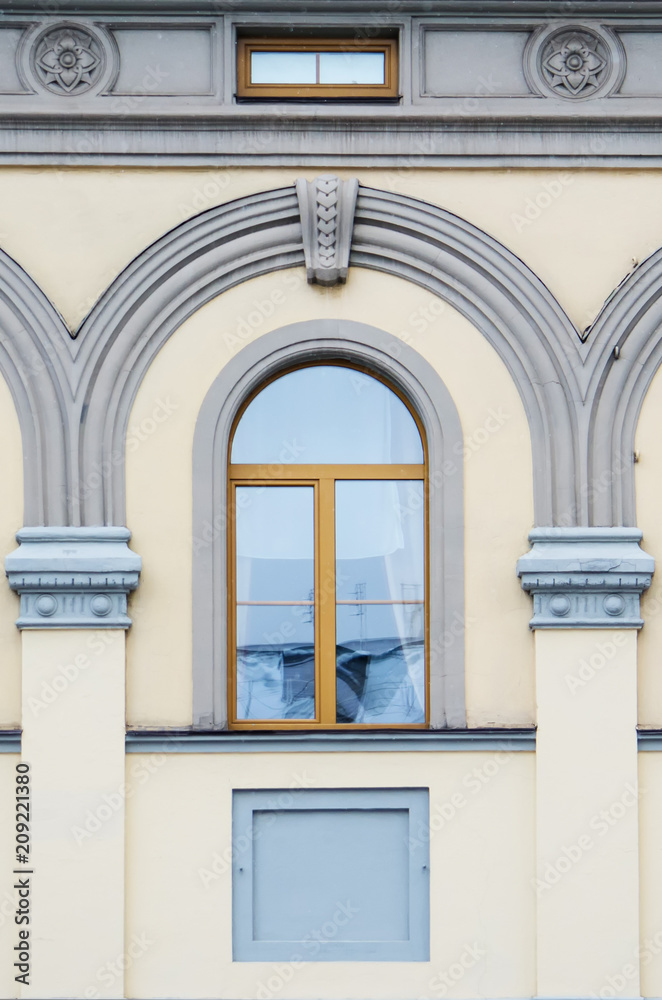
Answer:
[236,37,399,100]
[227,362,429,732]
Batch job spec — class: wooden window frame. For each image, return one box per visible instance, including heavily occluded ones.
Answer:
[227,364,429,731]
[236,37,399,100]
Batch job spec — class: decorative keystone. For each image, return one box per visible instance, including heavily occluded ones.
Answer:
[517,527,654,629]
[5,527,141,629]
[295,175,359,287]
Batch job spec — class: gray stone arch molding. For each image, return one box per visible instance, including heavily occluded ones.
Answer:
[192,321,465,730]
[4,178,662,532]
[581,246,662,526]
[0,250,72,525]
[74,182,583,528]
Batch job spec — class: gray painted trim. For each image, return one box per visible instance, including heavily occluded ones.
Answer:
[232,787,430,962]
[296,176,358,287]
[517,527,654,628]
[125,729,536,752]
[5,526,141,627]
[0,731,21,752]
[8,153,662,168]
[0,249,72,526]
[191,320,466,731]
[74,182,581,529]
[582,247,662,527]
[2,1,662,11]
[1,177,660,542]
[5,123,662,163]
[638,731,662,750]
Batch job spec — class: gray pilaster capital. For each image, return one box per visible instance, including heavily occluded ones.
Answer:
[295,175,358,287]
[517,527,654,629]
[5,527,141,629]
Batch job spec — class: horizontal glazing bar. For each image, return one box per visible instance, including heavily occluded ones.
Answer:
[237,601,315,606]
[336,599,424,605]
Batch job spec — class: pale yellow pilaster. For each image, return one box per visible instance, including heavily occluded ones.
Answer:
[21,630,125,999]
[535,629,640,996]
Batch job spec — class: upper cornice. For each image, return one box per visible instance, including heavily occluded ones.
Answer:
[0,4,661,162]
[1,1,661,14]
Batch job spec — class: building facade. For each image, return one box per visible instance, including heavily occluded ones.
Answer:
[0,1,661,997]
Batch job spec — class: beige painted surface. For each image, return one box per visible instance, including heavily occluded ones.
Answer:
[125,750,535,999]
[635,365,662,727]
[535,630,640,996]
[0,369,23,728]
[125,267,534,728]
[0,167,661,332]
[0,754,20,999]
[639,752,662,997]
[21,630,126,999]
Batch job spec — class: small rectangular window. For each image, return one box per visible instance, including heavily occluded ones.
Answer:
[237,38,398,99]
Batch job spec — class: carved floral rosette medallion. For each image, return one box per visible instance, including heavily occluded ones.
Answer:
[524,24,625,101]
[31,24,105,95]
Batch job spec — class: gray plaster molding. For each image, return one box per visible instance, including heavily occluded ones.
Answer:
[0,248,72,525]
[3,10,662,162]
[579,247,662,527]
[517,527,654,628]
[0,731,21,752]
[295,176,358,287]
[125,729,537,752]
[524,24,625,100]
[5,526,141,627]
[72,182,581,529]
[638,731,662,751]
[4,178,662,539]
[191,320,465,731]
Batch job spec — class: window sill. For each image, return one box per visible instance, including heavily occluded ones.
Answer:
[125,728,536,752]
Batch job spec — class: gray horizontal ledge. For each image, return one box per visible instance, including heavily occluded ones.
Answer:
[637,731,662,750]
[0,0,660,11]
[0,731,21,752]
[3,121,662,163]
[125,729,536,753]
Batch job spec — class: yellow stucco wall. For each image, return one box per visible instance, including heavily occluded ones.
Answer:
[2,167,662,728]
[124,267,534,729]
[639,752,662,997]
[0,754,19,999]
[125,749,535,999]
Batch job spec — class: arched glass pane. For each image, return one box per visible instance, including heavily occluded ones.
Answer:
[231,365,423,464]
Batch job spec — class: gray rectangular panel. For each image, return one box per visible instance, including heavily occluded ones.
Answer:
[110,28,214,95]
[422,29,532,96]
[619,32,662,95]
[233,787,429,962]
[0,29,27,93]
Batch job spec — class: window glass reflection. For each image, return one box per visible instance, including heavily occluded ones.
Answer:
[235,486,315,720]
[318,52,385,85]
[251,51,317,84]
[231,366,423,464]
[236,608,314,720]
[335,480,424,723]
[236,486,314,601]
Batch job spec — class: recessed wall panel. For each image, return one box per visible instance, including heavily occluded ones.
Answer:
[233,787,429,961]
[0,29,27,93]
[619,32,662,95]
[422,29,532,96]
[110,28,214,95]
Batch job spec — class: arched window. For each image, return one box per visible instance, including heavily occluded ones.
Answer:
[228,363,427,729]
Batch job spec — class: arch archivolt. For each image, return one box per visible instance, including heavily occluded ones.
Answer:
[0,178,661,529]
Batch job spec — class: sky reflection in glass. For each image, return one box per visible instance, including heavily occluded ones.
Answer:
[231,366,423,464]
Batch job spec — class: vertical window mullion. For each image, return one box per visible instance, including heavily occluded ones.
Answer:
[317,474,336,724]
